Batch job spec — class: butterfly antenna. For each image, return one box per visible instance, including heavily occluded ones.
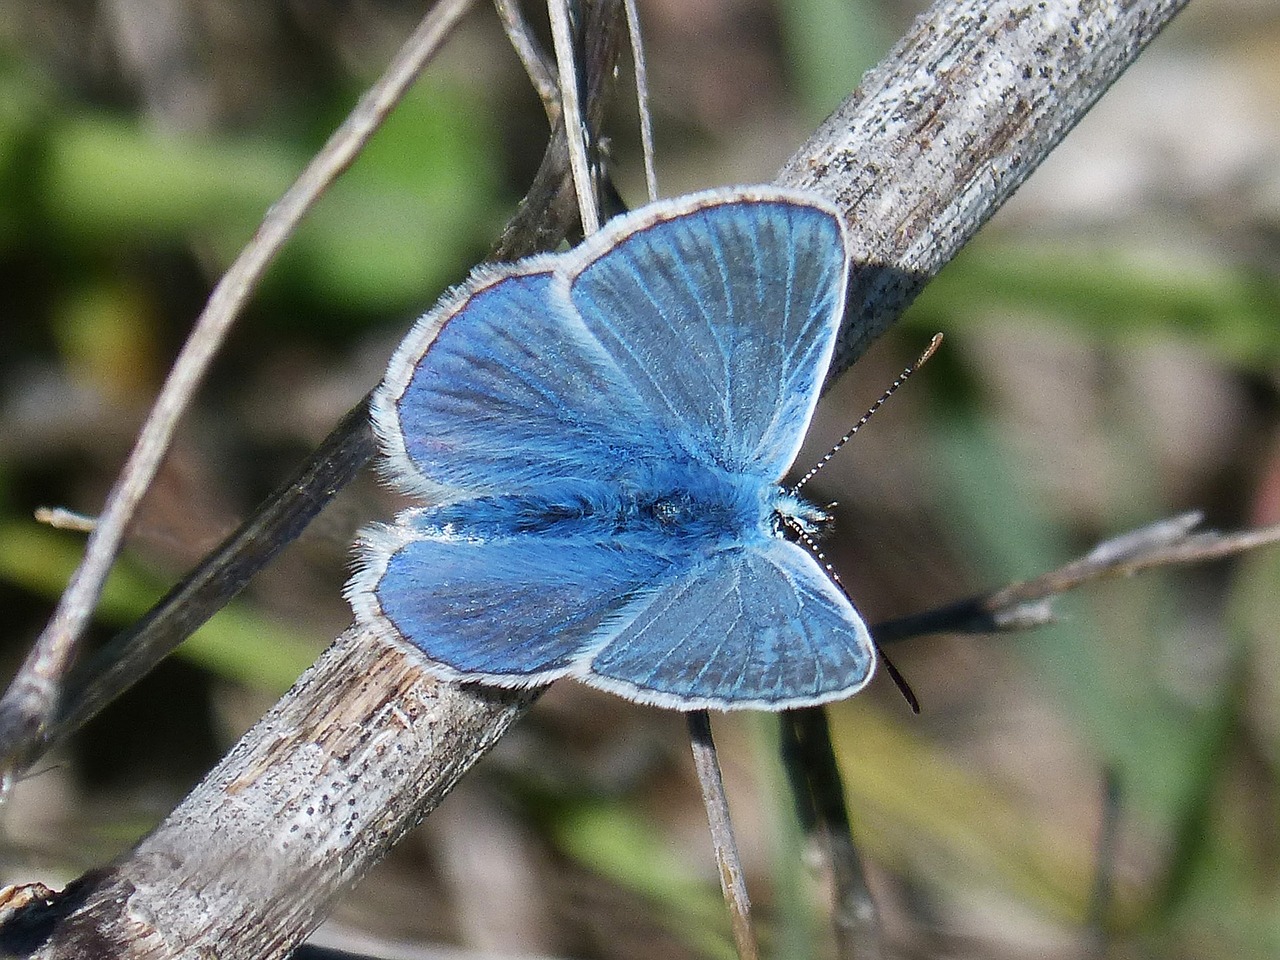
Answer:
[871,639,920,714]
[782,518,921,714]
[794,333,943,492]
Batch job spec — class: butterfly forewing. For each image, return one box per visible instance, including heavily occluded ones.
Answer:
[566,190,850,479]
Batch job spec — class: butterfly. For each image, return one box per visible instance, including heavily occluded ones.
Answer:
[346,186,876,711]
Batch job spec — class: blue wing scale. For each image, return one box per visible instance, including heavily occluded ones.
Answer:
[582,539,874,710]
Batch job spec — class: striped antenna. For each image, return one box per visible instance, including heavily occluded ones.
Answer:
[794,333,943,492]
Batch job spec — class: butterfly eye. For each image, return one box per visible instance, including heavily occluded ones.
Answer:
[652,499,682,526]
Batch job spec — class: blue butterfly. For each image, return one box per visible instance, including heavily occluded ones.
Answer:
[346,186,875,710]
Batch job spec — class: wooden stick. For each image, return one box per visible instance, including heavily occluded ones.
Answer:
[688,711,760,960]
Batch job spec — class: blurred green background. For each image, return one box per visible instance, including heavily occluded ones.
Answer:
[0,1,1277,958]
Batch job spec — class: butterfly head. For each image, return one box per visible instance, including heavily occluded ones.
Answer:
[772,489,831,541]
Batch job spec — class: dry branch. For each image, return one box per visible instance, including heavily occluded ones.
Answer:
[687,712,760,960]
[780,709,883,960]
[873,513,1280,643]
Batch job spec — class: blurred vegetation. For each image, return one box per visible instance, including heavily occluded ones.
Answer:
[0,1,1277,958]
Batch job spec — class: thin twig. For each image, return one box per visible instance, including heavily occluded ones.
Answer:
[493,0,560,122]
[622,0,658,202]
[0,0,477,785]
[687,711,760,960]
[872,513,1280,644]
[493,0,626,258]
[32,508,97,533]
[548,0,600,234]
[53,400,376,744]
[779,709,882,960]
[775,514,1280,958]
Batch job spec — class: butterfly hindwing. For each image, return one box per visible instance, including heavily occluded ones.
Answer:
[351,512,874,708]
[582,538,875,710]
[349,514,680,685]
